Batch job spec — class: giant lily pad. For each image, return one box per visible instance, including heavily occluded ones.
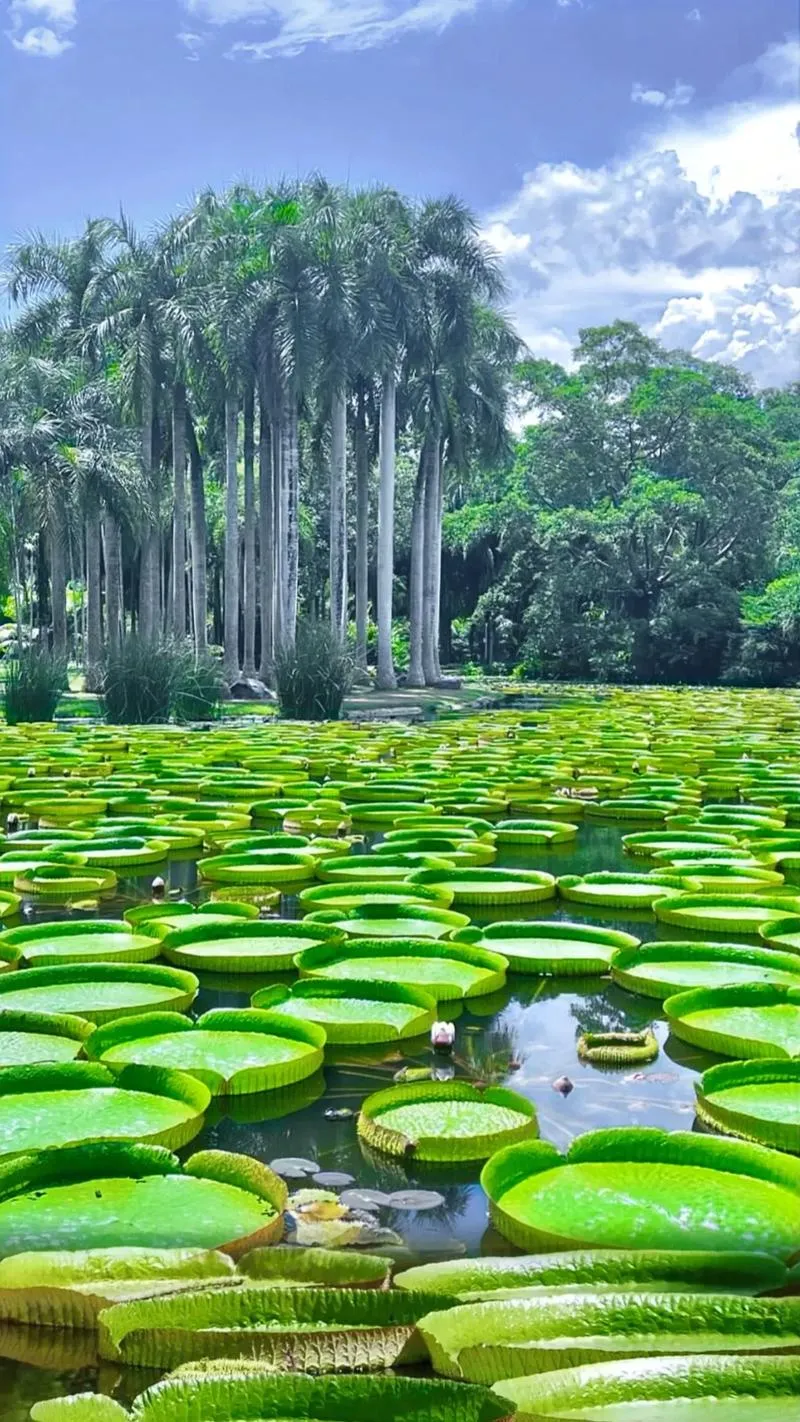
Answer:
[0,921,161,967]
[622,831,741,857]
[32,1372,512,1422]
[298,881,455,912]
[0,1142,286,1258]
[481,1128,800,1258]
[253,980,437,1045]
[557,872,688,908]
[612,941,800,1000]
[0,1010,94,1067]
[97,1283,453,1370]
[420,1289,800,1384]
[318,853,456,882]
[310,902,471,940]
[13,864,118,899]
[158,918,344,974]
[492,1355,800,1421]
[358,1081,536,1162]
[0,963,198,1025]
[696,1060,800,1152]
[86,1009,325,1095]
[653,892,800,932]
[198,849,318,887]
[237,1244,391,1289]
[665,983,800,1058]
[0,1246,236,1327]
[761,915,800,952]
[395,1249,788,1299]
[296,937,507,1000]
[408,867,556,906]
[453,922,639,976]
[124,901,258,933]
[0,1061,209,1159]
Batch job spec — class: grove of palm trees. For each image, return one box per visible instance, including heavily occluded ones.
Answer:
[0,180,519,703]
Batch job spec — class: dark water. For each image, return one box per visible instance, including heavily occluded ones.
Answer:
[0,821,731,1417]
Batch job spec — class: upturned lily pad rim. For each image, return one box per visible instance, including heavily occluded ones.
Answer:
[0,920,161,967]
[157,918,345,974]
[0,1060,211,1159]
[613,938,800,993]
[253,979,437,1044]
[653,891,800,930]
[0,961,199,1024]
[696,1058,800,1152]
[760,914,800,949]
[298,881,456,910]
[123,900,258,930]
[296,936,508,1000]
[319,902,472,937]
[236,1243,392,1289]
[408,867,557,904]
[358,1079,537,1161]
[665,981,800,1059]
[13,864,118,898]
[0,1008,95,1046]
[198,849,319,884]
[84,1007,326,1094]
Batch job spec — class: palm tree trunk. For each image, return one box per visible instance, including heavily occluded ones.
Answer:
[422,439,443,685]
[329,384,348,640]
[354,384,369,669]
[49,517,67,659]
[172,381,187,640]
[432,440,444,681]
[376,372,397,689]
[223,389,241,684]
[258,392,274,680]
[407,441,428,688]
[187,409,207,658]
[138,375,159,641]
[242,383,257,678]
[282,390,299,646]
[103,510,122,651]
[85,503,103,689]
[272,417,284,652]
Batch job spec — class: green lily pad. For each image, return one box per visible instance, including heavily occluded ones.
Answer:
[665,983,800,1058]
[0,963,198,1025]
[0,921,161,967]
[492,1355,800,1421]
[453,922,639,976]
[481,1128,800,1258]
[558,872,687,908]
[612,941,800,1000]
[296,937,507,1001]
[253,980,437,1045]
[313,902,471,940]
[124,901,258,932]
[358,1081,537,1161]
[237,1244,391,1289]
[408,867,556,906]
[298,882,455,911]
[696,1060,800,1152]
[158,919,344,974]
[0,1010,94,1067]
[86,1009,325,1095]
[653,893,800,932]
[198,849,318,886]
[0,1143,287,1258]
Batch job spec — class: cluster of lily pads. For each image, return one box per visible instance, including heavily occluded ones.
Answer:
[1,689,800,1418]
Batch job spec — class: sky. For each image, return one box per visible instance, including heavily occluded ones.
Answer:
[1,0,799,386]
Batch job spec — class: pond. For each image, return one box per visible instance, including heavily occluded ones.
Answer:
[0,818,726,1419]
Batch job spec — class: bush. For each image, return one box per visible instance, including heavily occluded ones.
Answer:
[102,637,224,725]
[3,648,68,724]
[273,621,353,721]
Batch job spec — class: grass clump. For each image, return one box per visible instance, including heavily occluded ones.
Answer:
[273,621,353,721]
[3,648,68,724]
[102,637,225,724]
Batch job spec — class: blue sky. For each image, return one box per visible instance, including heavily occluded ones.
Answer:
[2,0,799,383]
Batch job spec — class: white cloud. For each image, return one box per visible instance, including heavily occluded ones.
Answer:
[9,21,72,53]
[183,0,500,57]
[178,29,207,58]
[686,7,702,20]
[487,53,800,388]
[753,37,800,93]
[632,80,694,111]
[10,0,75,22]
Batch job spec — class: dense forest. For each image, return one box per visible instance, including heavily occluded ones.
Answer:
[1,178,798,691]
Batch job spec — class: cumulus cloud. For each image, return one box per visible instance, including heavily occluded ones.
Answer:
[487,59,800,387]
[178,29,207,58]
[7,0,75,55]
[182,0,501,57]
[632,81,694,111]
[686,7,702,20]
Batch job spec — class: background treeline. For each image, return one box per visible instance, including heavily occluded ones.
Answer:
[1,178,798,691]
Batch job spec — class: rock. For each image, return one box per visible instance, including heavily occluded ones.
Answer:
[312,1171,356,1189]
[435,676,462,690]
[270,1157,320,1178]
[552,1075,574,1096]
[229,677,277,702]
[386,1189,446,1212]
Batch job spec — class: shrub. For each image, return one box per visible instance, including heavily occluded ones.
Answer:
[273,621,353,721]
[3,648,67,724]
[102,638,224,725]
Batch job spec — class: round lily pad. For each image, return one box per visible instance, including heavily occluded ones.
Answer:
[0,1142,287,1258]
[0,1061,210,1159]
[0,891,21,922]
[298,882,455,912]
[124,901,259,934]
[311,903,471,941]
[760,915,800,952]
[74,838,171,869]
[318,853,456,883]
[158,919,344,974]
[557,872,687,908]
[0,921,161,967]
[481,1128,800,1258]
[296,937,507,1001]
[494,819,579,845]
[85,1008,325,1095]
[14,864,118,900]
[358,1081,537,1162]
[408,867,556,906]
[612,941,800,1000]
[653,892,800,932]
[198,849,319,888]
[665,982,800,1059]
[696,1060,800,1153]
[253,980,437,1045]
[0,1011,94,1067]
[622,831,741,857]
[0,962,198,1025]
[452,922,639,976]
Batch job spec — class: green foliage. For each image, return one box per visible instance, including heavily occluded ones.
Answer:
[273,621,353,721]
[102,639,224,725]
[3,647,67,724]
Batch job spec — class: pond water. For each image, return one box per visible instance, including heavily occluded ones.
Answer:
[0,820,732,1418]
